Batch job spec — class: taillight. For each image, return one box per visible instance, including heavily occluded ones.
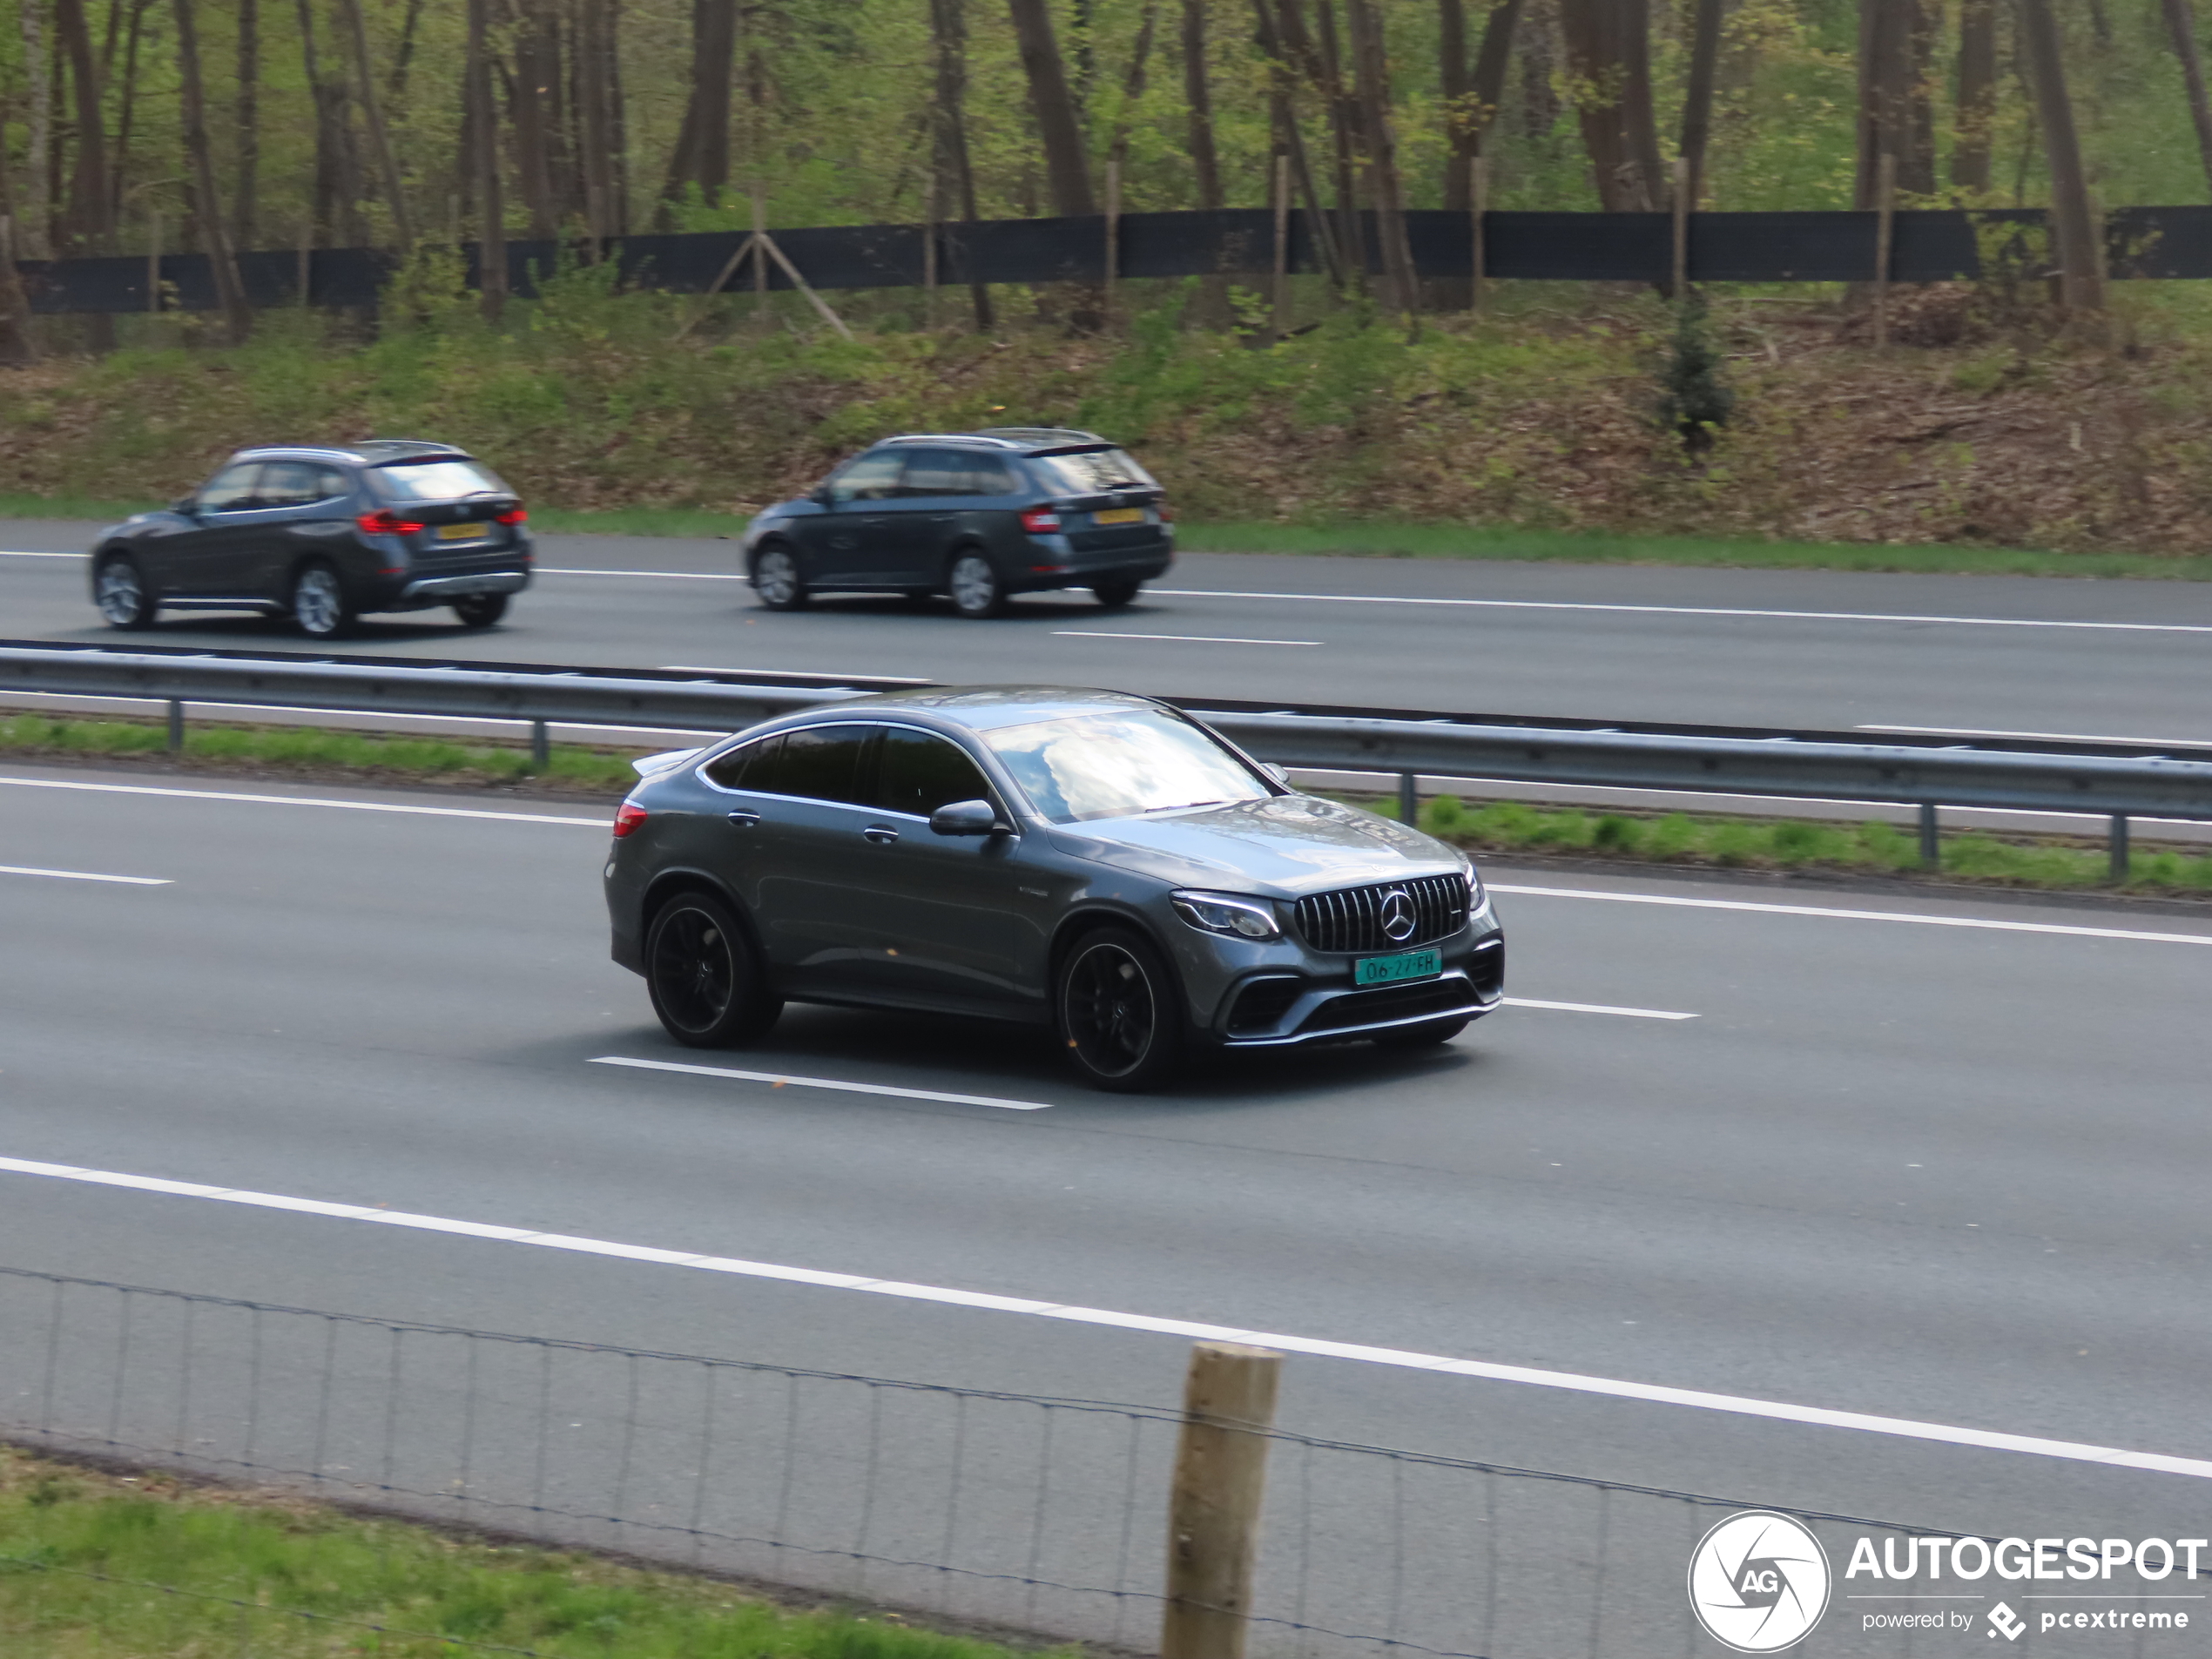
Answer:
[1158,503,1177,523]
[612,802,649,839]
[496,505,528,525]
[1019,508,1062,534]
[356,508,424,536]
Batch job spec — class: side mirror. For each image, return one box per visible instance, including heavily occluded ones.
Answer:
[170,495,197,515]
[929,799,1001,837]
[808,485,833,507]
[1264,764,1291,784]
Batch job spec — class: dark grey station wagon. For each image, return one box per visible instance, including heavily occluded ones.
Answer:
[604,686,1505,1090]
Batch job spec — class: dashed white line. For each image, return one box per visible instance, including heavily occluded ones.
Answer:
[1502,996,1696,1020]
[544,566,747,580]
[1051,631,1323,646]
[591,1055,1055,1110]
[1,1149,2209,1479]
[0,864,170,886]
[0,774,604,825]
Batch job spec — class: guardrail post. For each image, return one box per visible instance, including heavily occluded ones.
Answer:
[1918,803,1939,868]
[2109,813,2129,882]
[1163,1341,1282,1659]
[166,699,185,754]
[529,719,550,768]
[1398,772,1418,827]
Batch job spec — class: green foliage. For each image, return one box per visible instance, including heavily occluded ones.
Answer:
[1656,297,1737,455]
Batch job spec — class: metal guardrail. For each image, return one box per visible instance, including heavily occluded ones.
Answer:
[4,642,2207,874]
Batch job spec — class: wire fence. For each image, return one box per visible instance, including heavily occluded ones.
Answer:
[0,1265,2194,1656]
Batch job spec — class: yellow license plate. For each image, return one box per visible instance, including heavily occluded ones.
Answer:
[1093,507,1145,526]
[437,523,489,541]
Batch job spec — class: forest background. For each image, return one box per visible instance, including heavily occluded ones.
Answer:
[6,0,2212,563]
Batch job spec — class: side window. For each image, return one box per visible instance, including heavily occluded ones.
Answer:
[314,466,353,501]
[760,725,876,805]
[900,448,976,497]
[702,734,781,792]
[826,451,906,505]
[875,727,994,818]
[198,462,265,512]
[966,455,1017,496]
[255,461,320,509]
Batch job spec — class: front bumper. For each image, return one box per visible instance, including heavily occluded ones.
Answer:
[1205,932,1505,1046]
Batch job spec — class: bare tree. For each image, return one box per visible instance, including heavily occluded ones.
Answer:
[336,0,415,249]
[56,0,112,249]
[294,0,362,246]
[171,0,253,339]
[928,0,993,326]
[18,0,53,257]
[467,0,508,314]
[1183,0,1224,211]
[511,0,563,235]
[0,208,38,362]
[575,0,622,239]
[1560,0,1664,210]
[2016,0,2101,313]
[387,0,424,100]
[1443,0,1523,219]
[1679,0,1723,210]
[1007,0,1096,217]
[108,0,152,218]
[234,0,258,246]
[1856,0,1934,203]
[1952,0,1997,192]
[658,0,736,226]
[2161,0,2212,199]
[1345,0,1416,312]
[1248,0,1345,285]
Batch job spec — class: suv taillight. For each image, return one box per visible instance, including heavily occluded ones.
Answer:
[1019,508,1062,534]
[496,505,528,525]
[356,508,424,536]
[1157,503,1177,523]
[612,802,649,839]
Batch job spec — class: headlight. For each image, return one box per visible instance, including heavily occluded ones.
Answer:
[1460,860,1487,911]
[1171,891,1282,941]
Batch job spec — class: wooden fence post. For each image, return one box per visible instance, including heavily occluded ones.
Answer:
[1162,1341,1283,1659]
[1471,153,1488,315]
[1670,156,1690,301]
[1873,151,1897,350]
[1271,152,1290,344]
[1103,158,1123,326]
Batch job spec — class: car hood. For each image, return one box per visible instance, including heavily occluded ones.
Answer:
[1049,794,1465,896]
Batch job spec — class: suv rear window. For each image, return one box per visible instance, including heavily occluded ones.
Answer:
[372,458,510,502]
[1026,448,1157,496]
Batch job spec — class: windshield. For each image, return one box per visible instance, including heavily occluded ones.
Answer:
[373,459,510,502]
[982,709,1268,825]
[1027,448,1157,495]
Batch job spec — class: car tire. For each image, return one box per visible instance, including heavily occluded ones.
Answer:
[948,551,1007,619]
[1091,578,1141,608]
[644,890,783,1048]
[1056,926,1185,1091]
[93,553,158,631]
[752,544,808,611]
[1375,1016,1469,1049]
[450,592,509,628]
[291,561,356,638]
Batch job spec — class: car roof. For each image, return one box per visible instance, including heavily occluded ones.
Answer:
[784,685,1165,734]
[875,428,1114,455]
[231,438,474,466]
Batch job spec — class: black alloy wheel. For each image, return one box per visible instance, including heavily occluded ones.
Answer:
[1056,927,1184,1091]
[291,561,356,638]
[1375,1016,1470,1049]
[451,592,509,628]
[1090,578,1141,608]
[644,891,782,1047]
[94,554,158,630]
[948,551,1007,619]
[752,544,808,611]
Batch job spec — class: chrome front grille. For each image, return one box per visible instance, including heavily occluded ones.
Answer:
[1292,873,1468,954]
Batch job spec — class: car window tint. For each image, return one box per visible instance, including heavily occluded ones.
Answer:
[314,466,352,500]
[966,455,1018,496]
[756,725,875,805]
[198,462,265,512]
[373,458,509,502]
[826,451,905,504]
[899,448,977,497]
[702,734,780,792]
[982,710,1266,825]
[875,727,993,817]
[255,461,322,508]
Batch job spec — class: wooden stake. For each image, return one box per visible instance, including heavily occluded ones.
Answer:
[1271,152,1290,343]
[1103,157,1123,325]
[298,221,312,307]
[1873,151,1897,350]
[674,233,759,339]
[751,184,768,331]
[1160,1342,1282,1659]
[147,210,163,314]
[1670,155,1690,301]
[758,233,856,341]
[1470,152,1489,314]
[923,164,940,330]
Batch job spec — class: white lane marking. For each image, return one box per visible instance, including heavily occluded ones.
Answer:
[1051,631,1324,647]
[1501,996,1696,1020]
[1150,587,2212,637]
[0,550,80,558]
[1858,723,2212,750]
[2,1150,2209,1480]
[545,567,746,581]
[0,864,169,886]
[0,775,604,826]
[592,1055,1054,1110]
[1491,883,2212,946]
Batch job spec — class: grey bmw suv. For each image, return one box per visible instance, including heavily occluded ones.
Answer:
[604,687,1505,1090]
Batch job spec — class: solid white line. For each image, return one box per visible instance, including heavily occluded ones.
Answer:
[1858,723,2212,750]
[0,774,604,826]
[1150,587,2212,637]
[0,550,78,558]
[545,567,746,581]
[1501,996,1696,1020]
[1,1150,2209,1480]
[1051,631,1323,646]
[1490,883,2212,946]
[591,1055,1054,1110]
[0,864,170,886]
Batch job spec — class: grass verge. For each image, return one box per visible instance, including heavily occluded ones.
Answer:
[0,1445,1044,1659]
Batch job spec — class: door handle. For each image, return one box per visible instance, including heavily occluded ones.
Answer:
[725,811,761,827]
[861,826,900,845]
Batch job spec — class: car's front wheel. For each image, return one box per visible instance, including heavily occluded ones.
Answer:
[752,544,807,611]
[1056,927,1185,1091]
[291,561,356,638]
[94,554,158,630]
[644,891,782,1047]
[948,551,1007,619]
[1091,578,1141,608]
[451,592,509,628]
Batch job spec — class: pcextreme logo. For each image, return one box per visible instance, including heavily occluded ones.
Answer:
[1688,1511,1834,1653]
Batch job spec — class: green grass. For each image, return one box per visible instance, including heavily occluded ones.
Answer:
[0,713,639,794]
[0,492,161,526]
[0,1447,1049,1659]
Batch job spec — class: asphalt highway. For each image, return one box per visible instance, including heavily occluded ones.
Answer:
[3,757,2211,1651]
[6,523,2212,740]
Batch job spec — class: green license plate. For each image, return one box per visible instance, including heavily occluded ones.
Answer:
[1354,948,1441,986]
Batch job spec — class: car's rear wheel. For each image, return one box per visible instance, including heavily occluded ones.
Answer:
[644,891,782,1048]
[752,545,807,611]
[1091,578,1141,608]
[1375,1016,1469,1049]
[451,592,509,628]
[948,551,1007,619]
[1057,927,1184,1091]
[94,554,158,630]
[291,562,356,638]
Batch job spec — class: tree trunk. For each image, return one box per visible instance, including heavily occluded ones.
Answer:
[658,0,735,226]
[18,0,54,257]
[56,0,111,249]
[1106,0,1158,168]
[1855,0,1933,205]
[1952,0,1996,192]
[606,0,631,232]
[1308,0,1366,285]
[1248,0,1345,285]
[2161,0,2212,199]
[1559,0,1664,210]
[1679,0,1723,211]
[295,0,361,246]
[387,0,423,100]
[927,0,993,327]
[171,0,252,339]
[1520,0,1560,138]
[1184,0,1223,209]
[1440,0,1469,212]
[1007,0,1096,217]
[233,0,257,247]
[466,0,507,316]
[2016,0,2101,313]
[337,0,414,249]
[511,0,561,235]
[108,0,149,217]
[575,0,624,239]
[1345,0,1416,313]
[0,210,38,363]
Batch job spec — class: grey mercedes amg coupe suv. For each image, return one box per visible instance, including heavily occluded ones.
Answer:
[604,687,1505,1090]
